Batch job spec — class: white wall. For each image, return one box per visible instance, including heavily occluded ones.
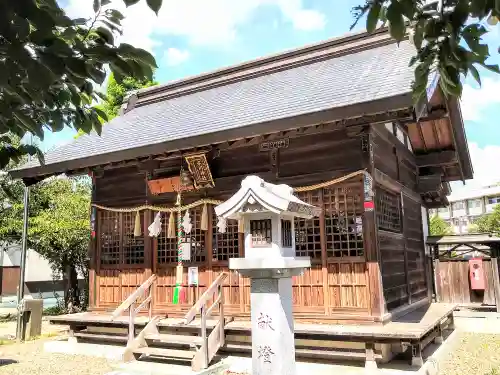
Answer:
[1,243,83,282]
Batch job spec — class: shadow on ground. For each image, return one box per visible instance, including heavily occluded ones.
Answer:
[0,359,19,366]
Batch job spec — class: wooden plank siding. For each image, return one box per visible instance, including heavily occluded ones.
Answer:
[371,124,429,312]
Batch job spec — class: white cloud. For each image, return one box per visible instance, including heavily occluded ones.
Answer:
[460,77,500,122]
[64,0,326,55]
[163,48,190,66]
[451,142,500,193]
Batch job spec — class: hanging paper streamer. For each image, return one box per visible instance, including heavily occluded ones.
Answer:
[148,212,162,237]
[183,210,192,234]
[217,216,227,233]
[201,204,208,231]
[167,212,176,239]
[133,211,142,237]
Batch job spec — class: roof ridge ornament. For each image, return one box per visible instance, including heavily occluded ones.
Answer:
[118,92,139,116]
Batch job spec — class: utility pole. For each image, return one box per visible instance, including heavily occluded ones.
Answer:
[16,134,32,343]
[15,184,29,342]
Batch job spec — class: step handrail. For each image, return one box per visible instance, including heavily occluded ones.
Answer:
[184,272,228,371]
[183,272,227,324]
[111,274,157,344]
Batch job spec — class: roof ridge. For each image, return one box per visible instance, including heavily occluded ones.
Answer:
[130,28,398,110]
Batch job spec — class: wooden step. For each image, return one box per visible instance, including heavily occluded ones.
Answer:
[144,333,203,346]
[133,346,196,360]
[74,332,127,343]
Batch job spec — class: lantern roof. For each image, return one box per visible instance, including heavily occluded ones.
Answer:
[214,175,321,220]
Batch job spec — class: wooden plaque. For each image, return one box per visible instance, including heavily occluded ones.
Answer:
[147,176,194,195]
[259,138,289,152]
[185,152,214,189]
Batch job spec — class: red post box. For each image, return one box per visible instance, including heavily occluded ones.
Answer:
[469,258,486,290]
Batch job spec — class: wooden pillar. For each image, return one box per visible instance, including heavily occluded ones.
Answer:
[490,248,500,312]
[238,231,245,314]
[206,206,213,279]
[319,189,329,315]
[400,192,411,305]
[89,208,97,309]
[144,210,152,278]
[361,128,386,320]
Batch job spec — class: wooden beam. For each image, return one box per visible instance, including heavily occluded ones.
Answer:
[416,151,457,167]
[417,174,443,194]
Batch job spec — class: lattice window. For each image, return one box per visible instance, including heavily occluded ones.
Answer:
[185,207,206,263]
[100,211,120,265]
[212,215,239,262]
[281,220,292,247]
[250,219,272,247]
[122,212,145,265]
[294,190,321,261]
[323,184,364,258]
[158,212,178,264]
[376,188,401,232]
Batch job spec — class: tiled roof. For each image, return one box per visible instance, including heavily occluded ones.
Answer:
[15,38,416,177]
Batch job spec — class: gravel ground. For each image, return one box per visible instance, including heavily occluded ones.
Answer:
[0,338,117,375]
[438,332,500,375]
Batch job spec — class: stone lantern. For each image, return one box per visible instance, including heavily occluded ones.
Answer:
[215,175,321,375]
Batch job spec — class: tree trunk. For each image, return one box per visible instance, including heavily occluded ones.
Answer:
[64,264,80,312]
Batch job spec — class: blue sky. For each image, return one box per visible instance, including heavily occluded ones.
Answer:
[47,0,500,191]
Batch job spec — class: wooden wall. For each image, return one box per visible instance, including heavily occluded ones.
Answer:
[371,124,428,312]
[89,125,422,322]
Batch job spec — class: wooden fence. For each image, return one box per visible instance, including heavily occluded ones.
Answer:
[435,259,496,305]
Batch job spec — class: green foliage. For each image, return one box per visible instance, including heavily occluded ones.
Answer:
[100,74,157,120]
[75,73,156,138]
[429,214,453,235]
[473,205,500,235]
[0,0,160,168]
[29,178,90,279]
[351,0,500,102]
[0,172,91,308]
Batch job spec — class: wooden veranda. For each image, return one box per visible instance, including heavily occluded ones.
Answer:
[51,302,456,368]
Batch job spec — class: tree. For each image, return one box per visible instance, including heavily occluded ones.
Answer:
[429,214,453,235]
[0,0,160,168]
[351,0,500,102]
[75,73,156,138]
[472,205,500,235]
[0,172,91,309]
[98,73,157,121]
[29,178,90,309]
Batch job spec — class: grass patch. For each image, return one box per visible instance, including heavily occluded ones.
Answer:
[0,339,16,346]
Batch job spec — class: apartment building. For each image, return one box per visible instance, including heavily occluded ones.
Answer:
[429,185,500,234]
